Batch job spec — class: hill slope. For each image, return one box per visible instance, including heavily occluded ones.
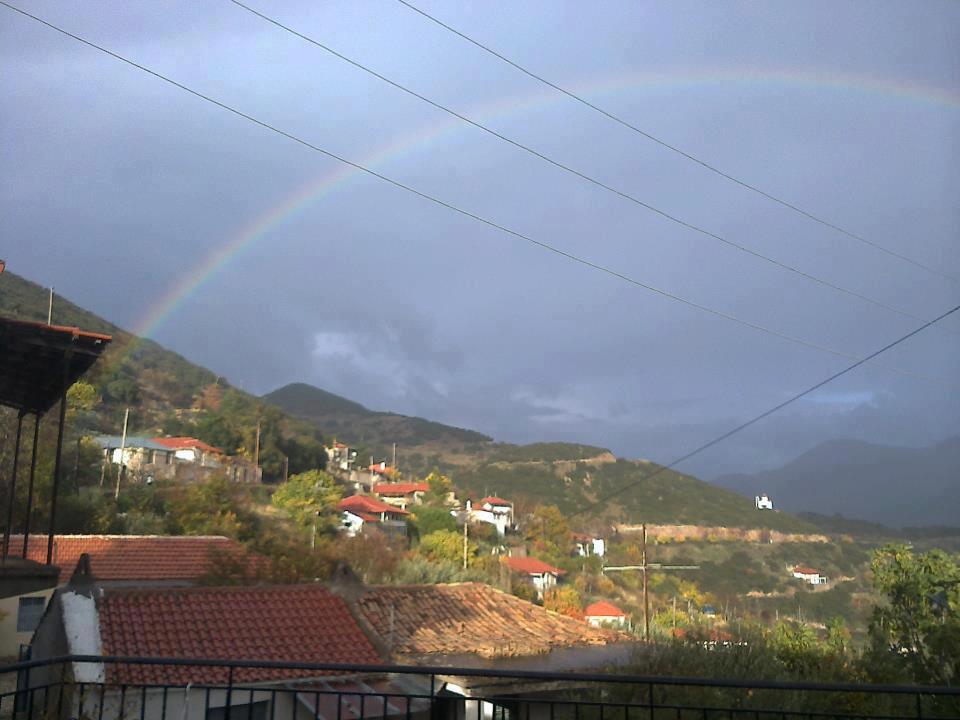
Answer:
[0,271,327,479]
[716,437,960,527]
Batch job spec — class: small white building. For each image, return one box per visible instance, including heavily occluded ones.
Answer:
[583,601,629,629]
[755,493,774,510]
[573,533,606,558]
[792,566,828,585]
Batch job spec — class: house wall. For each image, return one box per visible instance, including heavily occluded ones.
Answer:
[0,587,56,657]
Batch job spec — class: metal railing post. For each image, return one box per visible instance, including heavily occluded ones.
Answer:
[225,666,235,720]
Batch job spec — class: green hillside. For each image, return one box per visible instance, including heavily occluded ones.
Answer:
[0,271,327,479]
[453,458,819,533]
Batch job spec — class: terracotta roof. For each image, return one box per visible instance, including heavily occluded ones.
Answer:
[479,496,511,506]
[339,495,410,516]
[793,566,820,575]
[6,534,262,584]
[356,583,620,659]
[373,483,429,496]
[584,601,626,617]
[98,584,382,683]
[503,556,565,576]
[153,436,223,454]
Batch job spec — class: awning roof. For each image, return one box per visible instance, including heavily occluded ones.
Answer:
[0,315,112,414]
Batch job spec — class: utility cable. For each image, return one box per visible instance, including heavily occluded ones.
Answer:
[569,301,960,519]
[0,1,946,387]
[395,0,959,285]
[230,0,951,331]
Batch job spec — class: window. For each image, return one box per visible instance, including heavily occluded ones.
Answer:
[17,596,46,633]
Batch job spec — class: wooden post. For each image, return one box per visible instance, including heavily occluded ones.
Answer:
[114,408,129,500]
[642,523,650,642]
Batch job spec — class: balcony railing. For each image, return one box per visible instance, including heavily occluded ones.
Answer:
[2,655,958,720]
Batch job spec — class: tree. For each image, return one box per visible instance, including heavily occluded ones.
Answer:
[271,470,342,530]
[412,506,457,537]
[868,544,960,685]
[419,529,475,565]
[544,586,582,618]
[422,471,453,507]
[524,505,572,561]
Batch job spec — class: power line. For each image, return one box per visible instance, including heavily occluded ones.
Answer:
[230,0,950,332]
[569,301,960,520]
[394,0,959,285]
[0,1,944,386]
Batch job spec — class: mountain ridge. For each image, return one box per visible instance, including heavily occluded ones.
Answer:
[715,436,960,527]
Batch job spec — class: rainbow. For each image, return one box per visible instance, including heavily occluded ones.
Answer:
[119,66,959,362]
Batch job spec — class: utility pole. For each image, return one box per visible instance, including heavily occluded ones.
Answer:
[603,523,700,643]
[47,287,54,325]
[392,443,397,470]
[282,456,289,483]
[253,419,261,475]
[114,408,129,500]
[462,520,469,570]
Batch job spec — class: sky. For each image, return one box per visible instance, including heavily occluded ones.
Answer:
[2,0,959,479]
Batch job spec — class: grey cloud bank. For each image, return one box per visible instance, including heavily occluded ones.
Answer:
[2,0,958,479]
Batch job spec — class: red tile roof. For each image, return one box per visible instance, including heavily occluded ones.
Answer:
[503,556,565,576]
[368,464,397,475]
[356,583,621,659]
[480,496,511,506]
[98,584,382,683]
[373,482,428,496]
[6,535,262,584]
[584,601,626,617]
[339,495,410,516]
[153,436,223,454]
[793,566,820,575]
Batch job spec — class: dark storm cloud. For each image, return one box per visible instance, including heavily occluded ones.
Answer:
[2,0,958,478]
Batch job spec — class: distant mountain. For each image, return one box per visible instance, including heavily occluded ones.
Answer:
[263,382,494,468]
[716,437,960,527]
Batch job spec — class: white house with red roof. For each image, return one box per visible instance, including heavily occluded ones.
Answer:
[502,556,565,599]
[338,495,410,538]
[792,566,828,585]
[153,436,223,466]
[465,496,514,536]
[583,601,629,629]
[373,482,429,510]
[572,533,606,558]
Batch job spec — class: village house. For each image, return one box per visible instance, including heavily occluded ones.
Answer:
[464,496,514,536]
[373,482,429,510]
[94,436,175,470]
[572,533,606,558]
[502,556,565,599]
[153,436,224,466]
[338,495,410,538]
[28,567,633,720]
[325,441,357,471]
[755,493,774,510]
[29,572,419,720]
[583,601,629,629]
[792,566,828,585]
[95,435,261,484]
[0,534,261,657]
